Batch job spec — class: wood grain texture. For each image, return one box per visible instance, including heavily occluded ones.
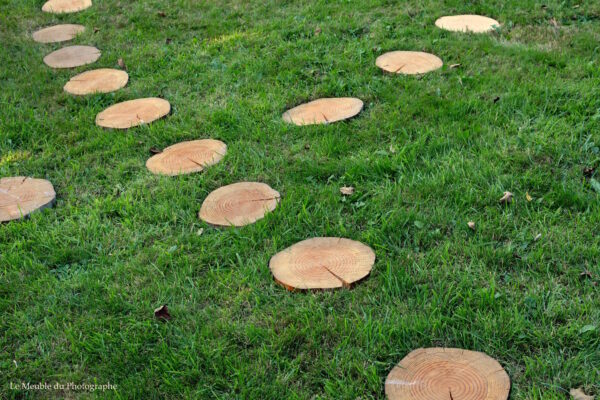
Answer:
[32,24,85,43]
[64,69,128,95]
[95,98,170,129]
[0,177,56,222]
[199,182,280,227]
[282,98,363,126]
[146,139,227,176]
[42,0,92,14]
[435,15,500,33]
[385,348,510,400]
[43,45,100,69]
[376,51,443,75]
[269,237,375,290]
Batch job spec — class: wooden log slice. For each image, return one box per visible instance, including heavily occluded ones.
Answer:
[376,51,443,75]
[282,98,363,126]
[269,237,376,290]
[199,182,280,227]
[32,24,85,43]
[95,98,171,129]
[385,348,510,400]
[0,177,56,222]
[42,0,92,13]
[43,45,101,69]
[435,15,500,33]
[146,139,227,176]
[64,69,128,95]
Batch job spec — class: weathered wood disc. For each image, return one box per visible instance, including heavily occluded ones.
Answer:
[43,45,101,69]
[32,24,85,43]
[385,348,510,400]
[64,69,128,95]
[0,177,56,222]
[95,98,171,129]
[42,0,92,13]
[146,139,227,176]
[376,51,443,75]
[199,182,280,227]
[435,15,500,33]
[282,98,363,126]
[269,237,376,290]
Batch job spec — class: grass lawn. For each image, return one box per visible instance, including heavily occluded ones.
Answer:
[1,0,600,398]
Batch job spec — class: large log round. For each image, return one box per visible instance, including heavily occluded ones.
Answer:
[43,45,101,69]
[282,98,363,126]
[32,24,85,43]
[146,139,227,176]
[95,98,171,129]
[376,51,443,75]
[0,177,56,222]
[64,69,128,95]
[435,15,500,33]
[42,0,92,14]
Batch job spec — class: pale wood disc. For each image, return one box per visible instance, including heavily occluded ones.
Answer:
[95,98,171,129]
[385,348,510,400]
[146,139,227,176]
[199,182,280,227]
[32,24,85,43]
[376,51,443,75]
[64,69,128,95]
[0,177,56,222]
[282,98,363,126]
[435,15,500,33]
[269,237,376,290]
[42,0,92,14]
[43,45,101,69]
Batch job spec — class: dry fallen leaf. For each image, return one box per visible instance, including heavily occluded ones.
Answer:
[549,18,559,28]
[149,147,162,155]
[526,192,533,202]
[583,166,595,178]
[580,270,593,279]
[314,27,322,36]
[157,11,166,17]
[165,38,172,45]
[449,63,461,69]
[499,191,513,204]
[154,305,171,320]
[340,186,355,196]
[570,388,594,400]
[468,221,475,230]
[117,58,126,70]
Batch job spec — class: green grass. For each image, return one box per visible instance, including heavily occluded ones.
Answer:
[1,0,600,398]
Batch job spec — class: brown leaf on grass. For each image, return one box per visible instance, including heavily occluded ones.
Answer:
[580,270,593,279]
[304,143,311,150]
[154,305,171,320]
[314,27,322,36]
[157,11,166,17]
[570,388,594,400]
[149,147,162,155]
[93,27,99,33]
[499,191,513,204]
[165,38,172,45]
[340,186,355,196]
[117,58,126,70]
[549,18,559,28]
[449,63,461,69]
[583,166,595,178]
[467,221,475,230]
[526,192,533,202]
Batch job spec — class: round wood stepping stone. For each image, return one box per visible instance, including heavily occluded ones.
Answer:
[435,15,500,33]
[199,182,280,227]
[282,98,363,126]
[146,139,227,176]
[0,177,56,222]
[32,24,85,43]
[385,348,510,400]
[64,69,128,95]
[376,51,443,75]
[43,45,101,69]
[42,0,92,13]
[95,98,170,129]
[269,237,375,290]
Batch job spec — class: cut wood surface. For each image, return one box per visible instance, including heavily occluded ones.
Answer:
[385,348,510,400]
[32,24,85,43]
[42,0,92,13]
[199,182,280,227]
[269,237,375,290]
[43,45,101,69]
[435,15,500,33]
[146,139,227,176]
[95,98,171,129]
[64,69,128,95]
[0,177,56,222]
[282,98,363,126]
[376,51,443,75]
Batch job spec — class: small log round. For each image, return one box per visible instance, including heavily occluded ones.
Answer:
[269,237,375,290]
[376,51,443,75]
[435,15,500,33]
[42,0,92,13]
[282,98,363,126]
[32,24,85,43]
[199,182,280,227]
[385,348,510,400]
[0,177,56,222]
[95,98,171,129]
[146,139,227,176]
[43,45,101,69]
[64,69,128,95]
